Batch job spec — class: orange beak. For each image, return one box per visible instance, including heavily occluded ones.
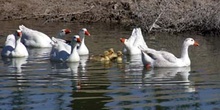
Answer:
[146,64,152,69]
[194,41,199,46]
[76,38,81,43]
[120,38,125,43]
[85,30,90,36]
[17,32,22,37]
[65,29,71,34]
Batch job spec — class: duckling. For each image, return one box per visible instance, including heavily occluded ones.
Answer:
[90,51,110,62]
[100,51,110,61]
[107,48,117,60]
[116,51,123,64]
[89,54,102,61]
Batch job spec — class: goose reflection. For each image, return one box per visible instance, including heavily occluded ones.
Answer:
[143,66,195,92]
[2,57,28,73]
[79,55,89,73]
[50,61,80,74]
[67,62,80,74]
[124,54,143,72]
[50,61,81,90]
[50,61,70,73]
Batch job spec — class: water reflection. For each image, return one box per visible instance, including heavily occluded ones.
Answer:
[2,57,28,73]
[50,61,80,75]
[67,62,80,74]
[124,54,143,72]
[0,57,30,109]
[50,61,70,73]
[28,48,51,60]
[105,66,198,109]
[50,61,82,90]
[143,67,195,92]
[79,55,89,73]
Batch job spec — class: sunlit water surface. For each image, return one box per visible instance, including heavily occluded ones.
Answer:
[0,20,219,110]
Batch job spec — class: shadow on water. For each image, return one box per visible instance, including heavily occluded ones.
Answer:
[0,20,219,109]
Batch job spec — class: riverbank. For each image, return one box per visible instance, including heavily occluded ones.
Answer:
[1,0,220,33]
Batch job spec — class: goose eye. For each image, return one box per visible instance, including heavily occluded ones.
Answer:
[191,39,193,41]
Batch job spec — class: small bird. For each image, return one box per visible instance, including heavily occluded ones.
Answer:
[89,54,102,61]
[90,51,110,62]
[100,51,110,61]
[116,51,123,64]
[107,48,117,60]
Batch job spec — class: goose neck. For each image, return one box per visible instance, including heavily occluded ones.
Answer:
[15,37,21,47]
[70,42,77,53]
[181,44,189,60]
[57,33,63,38]
[79,32,85,39]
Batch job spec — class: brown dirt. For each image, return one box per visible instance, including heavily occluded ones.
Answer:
[0,0,134,23]
[1,0,220,33]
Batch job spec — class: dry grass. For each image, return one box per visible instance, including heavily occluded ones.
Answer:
[132,0,220,32]
[0,0,220,33]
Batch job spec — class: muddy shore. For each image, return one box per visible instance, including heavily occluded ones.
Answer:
[1,0,220,33]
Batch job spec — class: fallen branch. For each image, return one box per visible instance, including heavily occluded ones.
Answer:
[148,11,163,33]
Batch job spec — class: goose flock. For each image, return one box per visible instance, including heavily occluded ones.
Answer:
[1,25,199,69]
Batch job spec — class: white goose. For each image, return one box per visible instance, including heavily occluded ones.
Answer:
[141,38,199,68]
[19,25,71,48]
[1,30,29,57]
[120,28,148,55]
[50,35,81,62]
[77,28,91,55]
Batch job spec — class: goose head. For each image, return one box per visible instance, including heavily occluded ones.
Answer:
[71,35,81,48]
[58,29,71,38]
[183,38,199,47]
[79,28,90,36]
[16,30,22,37]
[120,38,130,46]
[72,35,81,44]
[120,38,126,43]
[15,30,22,40]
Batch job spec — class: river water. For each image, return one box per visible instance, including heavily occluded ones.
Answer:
[0,20,219,110]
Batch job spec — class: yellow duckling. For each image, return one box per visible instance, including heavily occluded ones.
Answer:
[100,51,110,61]
[89,54,102,61]
[116,51,123,63]
[107,48,117,60]
[90,51,110,62]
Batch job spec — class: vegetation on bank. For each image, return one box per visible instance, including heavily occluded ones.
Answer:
[1,0,220,33]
